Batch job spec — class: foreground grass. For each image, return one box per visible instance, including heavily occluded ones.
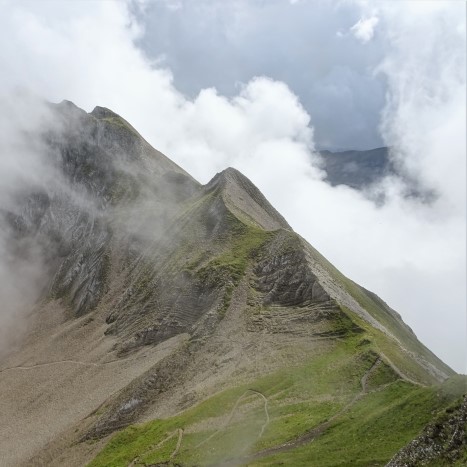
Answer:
[88,336,462,467]
[252,382,442,466]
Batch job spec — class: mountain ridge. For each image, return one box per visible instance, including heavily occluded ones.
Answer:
[319,146,391,189]
[0,101,463,467]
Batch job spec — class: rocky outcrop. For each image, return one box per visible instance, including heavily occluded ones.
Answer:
[387,396,467,466]
[2,100,200,317]
[254,245,329,307]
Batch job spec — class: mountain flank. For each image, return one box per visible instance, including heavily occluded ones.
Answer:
[0,101,464,467]
[319,147,391,189]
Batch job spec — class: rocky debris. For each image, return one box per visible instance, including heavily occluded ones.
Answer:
[83,343,197,440]
[387,396,467,466]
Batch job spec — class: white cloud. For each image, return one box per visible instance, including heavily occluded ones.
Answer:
[350,15,379,43]
[154,0,183,11]
[0,0,465,372]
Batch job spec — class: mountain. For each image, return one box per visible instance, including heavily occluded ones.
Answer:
[319,147,391,189]
[0,101,464,467]
[319,148,435,204]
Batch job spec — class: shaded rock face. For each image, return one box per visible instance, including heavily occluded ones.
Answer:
[255,249,329,307]
[104,266,222,352]
[2,101,197,317]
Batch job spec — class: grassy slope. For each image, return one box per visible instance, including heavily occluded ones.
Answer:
[86,351,455,463]
[302,241,454,383]
[252,383,444,467]
[88,333,462,467]
[88,194,460,466]
[168,179,450,385]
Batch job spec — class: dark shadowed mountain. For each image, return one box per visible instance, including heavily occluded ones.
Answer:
[0,102,464,467]
[320,147,391,189]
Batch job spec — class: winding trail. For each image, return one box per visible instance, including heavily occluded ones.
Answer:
[129,389,269,466]
[170,428,184,459]
[16,352,419,466]
[222,357,383,465]
[361,358,381,393]
[379,352,425,387]
[0,358,125,374]
[128,428,184,467]
[130,359,387,466]
[249,390,270,439]
[195,388,270,449]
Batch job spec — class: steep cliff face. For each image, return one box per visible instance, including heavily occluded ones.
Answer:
[0,102,462,467]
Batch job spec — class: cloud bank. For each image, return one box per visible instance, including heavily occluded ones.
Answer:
[0,0,465,371]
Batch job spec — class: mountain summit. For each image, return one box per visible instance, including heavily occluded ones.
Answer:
[0,102,464,467]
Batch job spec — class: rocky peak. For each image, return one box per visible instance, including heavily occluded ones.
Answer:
[90,106,121,120]
[205,167,290,231]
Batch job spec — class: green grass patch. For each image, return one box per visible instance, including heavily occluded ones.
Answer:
[304,244,453,383]
[252,382,454,467]
[197,216,272,283]
[339,305,443,386]
[89,333,461,466]
[88,339,396,467]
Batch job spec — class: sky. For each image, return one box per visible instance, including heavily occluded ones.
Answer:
[134,0,388,150]
[0,0,465,372]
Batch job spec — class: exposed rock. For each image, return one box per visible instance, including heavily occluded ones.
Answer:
[387,396,467,466]
[206,167,291,231]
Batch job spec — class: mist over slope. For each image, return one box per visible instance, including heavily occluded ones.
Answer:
[0,102,464,467]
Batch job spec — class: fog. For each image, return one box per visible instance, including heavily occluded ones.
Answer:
[0,95,58,356]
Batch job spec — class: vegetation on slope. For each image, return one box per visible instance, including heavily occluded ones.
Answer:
[88,336,463,467]
[88,199,461,467]
[303,243,454,383]
[184,209,272,316]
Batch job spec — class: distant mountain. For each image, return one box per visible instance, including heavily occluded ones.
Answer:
[0,102,464,466]
[320,147,392,189]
